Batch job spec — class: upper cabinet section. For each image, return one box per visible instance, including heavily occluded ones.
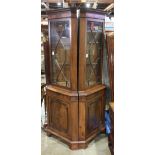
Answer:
[47,8,105,90]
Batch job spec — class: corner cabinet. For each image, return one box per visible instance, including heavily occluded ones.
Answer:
[45,8,106,150]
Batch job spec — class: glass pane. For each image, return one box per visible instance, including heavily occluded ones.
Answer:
[50,20,71,88]
[86,21,103,87]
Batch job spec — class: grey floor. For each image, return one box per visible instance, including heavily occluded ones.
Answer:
[41,131,111,155]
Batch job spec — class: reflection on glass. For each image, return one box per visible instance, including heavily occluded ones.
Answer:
[50,20,71,88]
[86,21,103,87]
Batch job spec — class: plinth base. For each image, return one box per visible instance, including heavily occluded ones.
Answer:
[45,127,105,150]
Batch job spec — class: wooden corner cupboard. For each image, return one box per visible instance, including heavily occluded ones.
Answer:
[45,8,106,149]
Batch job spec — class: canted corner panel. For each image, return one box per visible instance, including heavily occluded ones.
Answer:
[50,99,69,134]
[87,99,102,134]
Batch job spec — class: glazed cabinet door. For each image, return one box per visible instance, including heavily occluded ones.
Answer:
[79,17,104,90]
[49,17,78,91]
[49,19,71,88]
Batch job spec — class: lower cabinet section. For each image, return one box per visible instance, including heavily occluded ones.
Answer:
[45,85,106,150]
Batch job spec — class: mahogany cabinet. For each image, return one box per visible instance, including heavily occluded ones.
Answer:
[45,8,106,149]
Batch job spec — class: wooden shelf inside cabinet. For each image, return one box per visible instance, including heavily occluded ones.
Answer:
[45,8,106,150]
